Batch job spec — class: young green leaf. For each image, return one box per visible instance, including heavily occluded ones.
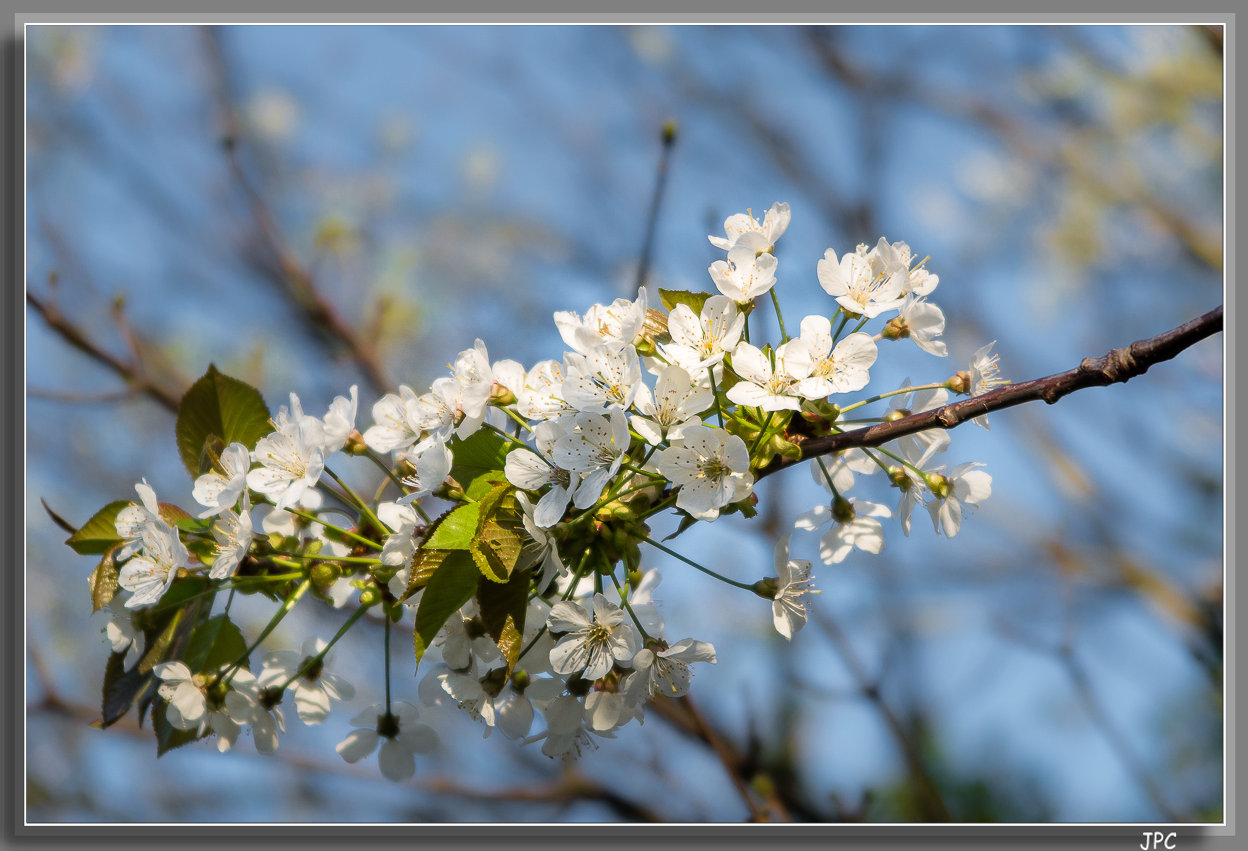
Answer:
[65,500,131,555]
[175,364,273,479]
[181,614,249,675]
[153,699,202,756]
[423,502,481,550]
[658,288,712,316]
[412,550,478,666]
[447,429,510,495]
[476,569,528,676]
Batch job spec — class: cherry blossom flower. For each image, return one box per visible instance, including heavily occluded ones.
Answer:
[362,385,422,454]
[709,244,779,304]
[791,316,877,399]
[547,593,641,681]
[505,421,577,528]
[795,496,891,565]
[887,294,947,357]
[258,637,355,725]
[247,420,326,511]
[771,536,817,640]
[561,343,642,412]
[103,598,144,668]
[336,702,437,782]
[925,462,992,537]
[516,359,576,421]
[967,341,1008,429]
[817,247,904,318]
[114,479,168,561]
[726,339,811,411]
[630,364,713,446]
[514,492,569,593]
[655,425,753,521]
[708,202,790,253]
[191,443,251,518]
[208,494,253,580]
[629,638,717,698]
[395,436,453,505]
[554,288,648,354]
[117,522,188,608]
[661,295,745,368]
[551,410,631,509]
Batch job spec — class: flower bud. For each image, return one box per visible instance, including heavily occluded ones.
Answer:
[310,561,341,594]
[488,381,516,407]
[358,586,380,607]
[885,407,910,422]
[925,473,951,500]
[343,429,368,455]
[887,466,911,490]
[881,315,910,340]
[948,371,972,395]
[752,577,779,599]
[832,495,856,524]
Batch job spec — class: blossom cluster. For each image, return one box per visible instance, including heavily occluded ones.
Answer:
[86,201,1001,779]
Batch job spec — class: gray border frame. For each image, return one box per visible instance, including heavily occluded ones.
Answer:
[9,8,1237,849]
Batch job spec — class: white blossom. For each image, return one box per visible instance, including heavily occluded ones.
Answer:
[258,637,355,725]
[791,316,877,399]
[926,462,992,537]
[551,410,631,510]
[709,244,778,304]
[561,344,643,413]
[629,638,716,698]
[191,443,251,518]
[547,593,641,681]
[795,497,891,565]
[208,494,253,580]
[630,364,713,446]
[247,420,326,511]
[726,339,811,412]
[554,288,648,354]
[817,247,904,318]
[336,702,437,782]
[117,522,188,608]
[708,202,790,253]
[363,385,422,454]
[771,535,817,640]
[655,425,753,521]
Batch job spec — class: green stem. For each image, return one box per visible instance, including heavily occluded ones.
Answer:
[816,457,842,500]
[485,421,541,456]
[363,447,407,493]
[635,534,755,591]
[610,571,651,641]
[836,382,949,416]
[220,578,312,684]
[769,288,789,342]
[324,465,386,535]
[831,310,850,344]
[708,367,724,427]
[271,551,382,565]
[749,411,777,457]
[502,406,535,433]
[276,601,374,693]
[383,609,392,714]
[285,508,382,550]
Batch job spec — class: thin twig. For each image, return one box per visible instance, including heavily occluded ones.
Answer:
[761,305,1223,480]
[26,291,182,414]
[200,26,393,396]
[634,121,677,295]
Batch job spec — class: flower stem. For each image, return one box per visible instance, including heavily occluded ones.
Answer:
[769,288,789,342]
[485,421,541,456]
[610,571,651,641]
[383,608,392,714]
[708,367,724,427]
[836,382,948,416]
[324,465,387,535]
[220,577,313,685]
[285,508,382,550]
[276,600,374,693]
[502,406,535,433]
[749,411,777,457]
[635,534,755,591]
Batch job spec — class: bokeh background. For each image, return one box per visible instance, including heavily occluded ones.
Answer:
[25,24,1224,823]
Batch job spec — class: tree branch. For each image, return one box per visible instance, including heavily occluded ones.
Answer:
[759,305,1223,481]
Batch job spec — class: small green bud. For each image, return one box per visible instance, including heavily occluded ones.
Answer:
[358,586,380,607]
[343,430,369,455]
[887,465,911,490]
[832,495,856,524]
[488,381,517,407]
[310,561,341,593]
[885,407,911,422]
[752,577,778,599]
[925,473,952,500]
[948,371,972,395]
[511,669,531,693]
[881,315,909,340]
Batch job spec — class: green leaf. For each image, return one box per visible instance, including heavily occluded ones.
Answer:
[101,650,156,728]
[181,614,247,675]
[405,546,451,600]
[465,471,508,502]
[412,550,478,666]
[663,511,699,542]
[476,570,528,676]
[658,288,712,316]
[423,502,481,550]
[89,544,123,613]
[448,429,511,494]
[175,364,273,479]
[471,484,527,583]
[154,700,201,756]
[66,500,131,555]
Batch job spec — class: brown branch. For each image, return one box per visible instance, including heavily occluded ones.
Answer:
[760,305,1223,481]
[26,291,182,415]
[200,26,393,396]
